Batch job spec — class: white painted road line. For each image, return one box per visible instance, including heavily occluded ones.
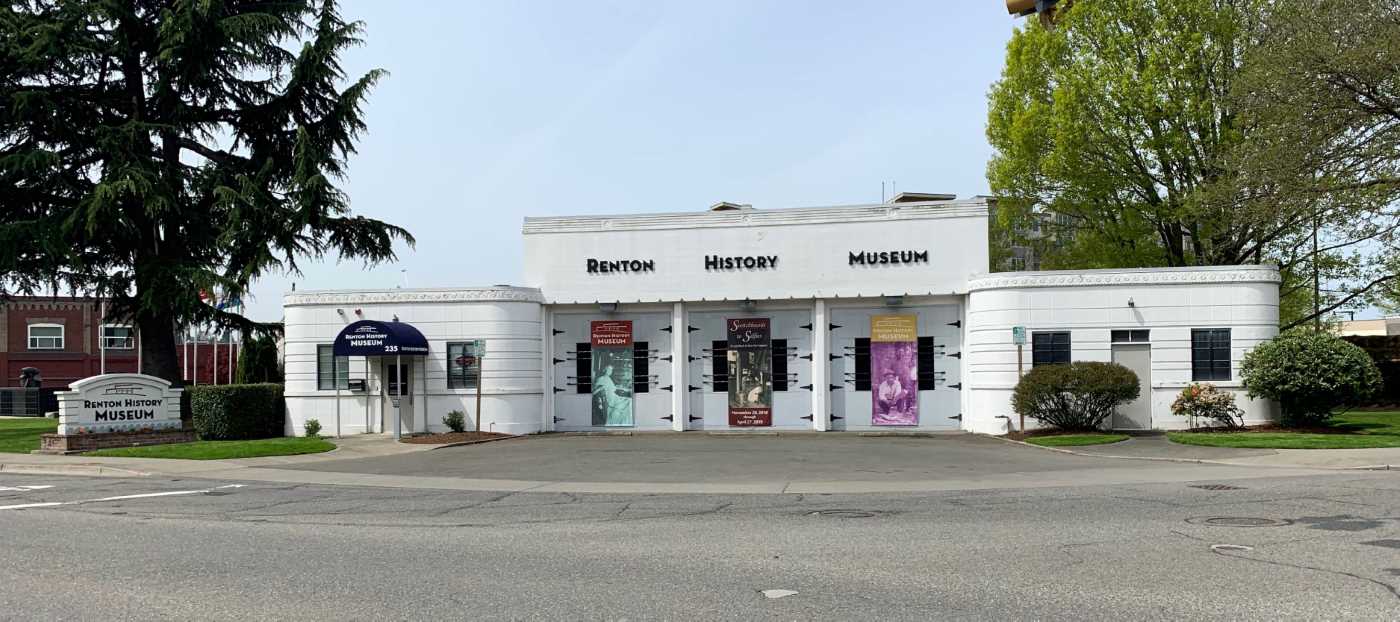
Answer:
[0,485,55,492]
[0,484,245,511]
[0,502,64,510]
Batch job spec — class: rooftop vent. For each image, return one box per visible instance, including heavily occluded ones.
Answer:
[888,192,956,204]
[709,201,754,212]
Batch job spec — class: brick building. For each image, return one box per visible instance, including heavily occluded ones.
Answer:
[1,296,237,389]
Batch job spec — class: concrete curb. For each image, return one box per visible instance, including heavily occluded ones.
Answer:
[988,434,1399,471]
[0,462,149,478]
[428,434,525,451]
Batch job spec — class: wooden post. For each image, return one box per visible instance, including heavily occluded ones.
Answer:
[474,353,484,432]
[1016,343,1024,434]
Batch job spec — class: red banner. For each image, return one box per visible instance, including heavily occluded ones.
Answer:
[590,320,633,347]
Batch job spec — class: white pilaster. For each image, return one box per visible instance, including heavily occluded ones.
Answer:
[541,308,555,432]
[671,302,687,432]
[811,299,830,431]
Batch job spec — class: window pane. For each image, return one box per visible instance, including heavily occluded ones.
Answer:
[447,342,480,390]
[771,339,788,392]
[633,342,650,393]
[31,326,62,337]
[853,338,871,391]
[711,341,729,392]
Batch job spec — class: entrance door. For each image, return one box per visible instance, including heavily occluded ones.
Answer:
[1111,344,1152,429]
[383,360,413,432]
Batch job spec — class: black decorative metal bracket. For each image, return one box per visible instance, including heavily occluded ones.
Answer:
[800,414,814,421]
[948,352,962,359]
[830,353,843,361]
[660,415,674,422]
[800,384,813,391]
[661,326,673,333]
[948,383,962,390]
[948,413,963,421]
[800,323,813,331]
[553,416,566,423]
[553,387,566,393]
[688,385,701,392]
[829,384,843,391]
[688,326,701,333]
[799,354,813,361]
[553,329,566,335]
[831,415,844,421]
[689,415,703,422]
[829,323,842,330]
[947,320,961,328]
[661,385,673,392]
[660,355,672,362]
[553,358,566,364]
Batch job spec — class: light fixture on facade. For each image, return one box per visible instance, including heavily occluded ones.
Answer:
[739,299,757,311]
[884,295,904,307]
[599,302,618,313]
[1127,297,1136,308]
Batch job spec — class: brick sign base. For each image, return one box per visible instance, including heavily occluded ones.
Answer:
[38,427,196,455]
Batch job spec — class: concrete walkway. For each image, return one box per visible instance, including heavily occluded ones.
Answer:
[1028,433,1400,470]
[4,432,1389,495]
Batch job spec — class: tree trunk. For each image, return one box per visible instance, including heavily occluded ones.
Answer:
[138,312,182,388]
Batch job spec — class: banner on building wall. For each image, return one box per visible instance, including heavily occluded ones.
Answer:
[871,314,919,426]
[590,320,634,427]
[727,317,772,427]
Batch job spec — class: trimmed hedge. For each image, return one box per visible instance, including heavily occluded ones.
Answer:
[1342,335,1400,406]
[1011,361,1140,431]
[189,384,285,441]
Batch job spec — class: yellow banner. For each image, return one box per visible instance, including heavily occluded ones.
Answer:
[871,315,917,343]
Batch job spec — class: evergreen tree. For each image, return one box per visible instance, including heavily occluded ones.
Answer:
[236,333,282,384]
[0,1,411,384]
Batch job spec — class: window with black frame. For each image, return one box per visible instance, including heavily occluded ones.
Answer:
[446,342,481,390]
[1031,332,1071,366]
[1191,328,1231,381]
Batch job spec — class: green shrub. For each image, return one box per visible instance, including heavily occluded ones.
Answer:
[443,410,466,433]
[1171,383,1244,429]
[189,384,285,440]
[304,418,322,438]
[235,334,284,384]
[1241,329,1383,427]
[1011,362,1140,431]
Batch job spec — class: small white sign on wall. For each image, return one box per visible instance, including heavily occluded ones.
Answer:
[57,374,184,435]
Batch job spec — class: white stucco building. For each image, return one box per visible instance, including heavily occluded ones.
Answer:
[283,196,1279,437]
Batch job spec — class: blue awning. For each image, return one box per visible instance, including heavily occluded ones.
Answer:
[332,320,430,357]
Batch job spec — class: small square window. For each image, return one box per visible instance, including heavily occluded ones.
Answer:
[101,325,135,349]
[1031,332,1071,366]
[1111,330,1150,343]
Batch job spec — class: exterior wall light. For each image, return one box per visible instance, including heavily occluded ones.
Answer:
[599,302,618,313]
[884,295,904,307]
[1127,297,1136,308]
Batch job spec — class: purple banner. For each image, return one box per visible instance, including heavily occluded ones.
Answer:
[871,315,918,426]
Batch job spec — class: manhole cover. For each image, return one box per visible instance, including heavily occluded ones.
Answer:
[808,509,877,518]
[1186,516,1292,528]
[1189,484,1246,491]
[1210,544,1254,552]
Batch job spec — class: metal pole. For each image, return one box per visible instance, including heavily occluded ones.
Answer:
[137,328,142,374]
[213,331,218,385]
[335,386,342,439]
[364,360,370,434]
[193,333,198,386]
[99,300,107,375]
[394,354,402,440]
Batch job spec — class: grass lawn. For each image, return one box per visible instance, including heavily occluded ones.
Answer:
[1169,410,1400,449]
[85,436,336,460]
[0,417,58,453]
[1025,433,1130,447]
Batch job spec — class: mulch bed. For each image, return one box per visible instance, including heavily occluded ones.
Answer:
[399,431,514,445]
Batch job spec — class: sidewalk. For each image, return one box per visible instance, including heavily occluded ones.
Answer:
[1014,434,1400,470]
[0,433,434,478]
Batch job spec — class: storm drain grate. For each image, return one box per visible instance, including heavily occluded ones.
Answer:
[1186,516,1292,528]
[1189,484,1247,491]
[808,509,878,518]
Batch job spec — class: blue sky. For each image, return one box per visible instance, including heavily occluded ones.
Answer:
[243,1,1020,321]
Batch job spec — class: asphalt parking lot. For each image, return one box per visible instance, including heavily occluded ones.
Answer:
[280,432,1283,487]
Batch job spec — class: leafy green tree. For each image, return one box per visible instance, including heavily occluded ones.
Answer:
[986,0,1400,328]
[1240,330,1382,427]
[236,333,283,385]
[0,1,411,384]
